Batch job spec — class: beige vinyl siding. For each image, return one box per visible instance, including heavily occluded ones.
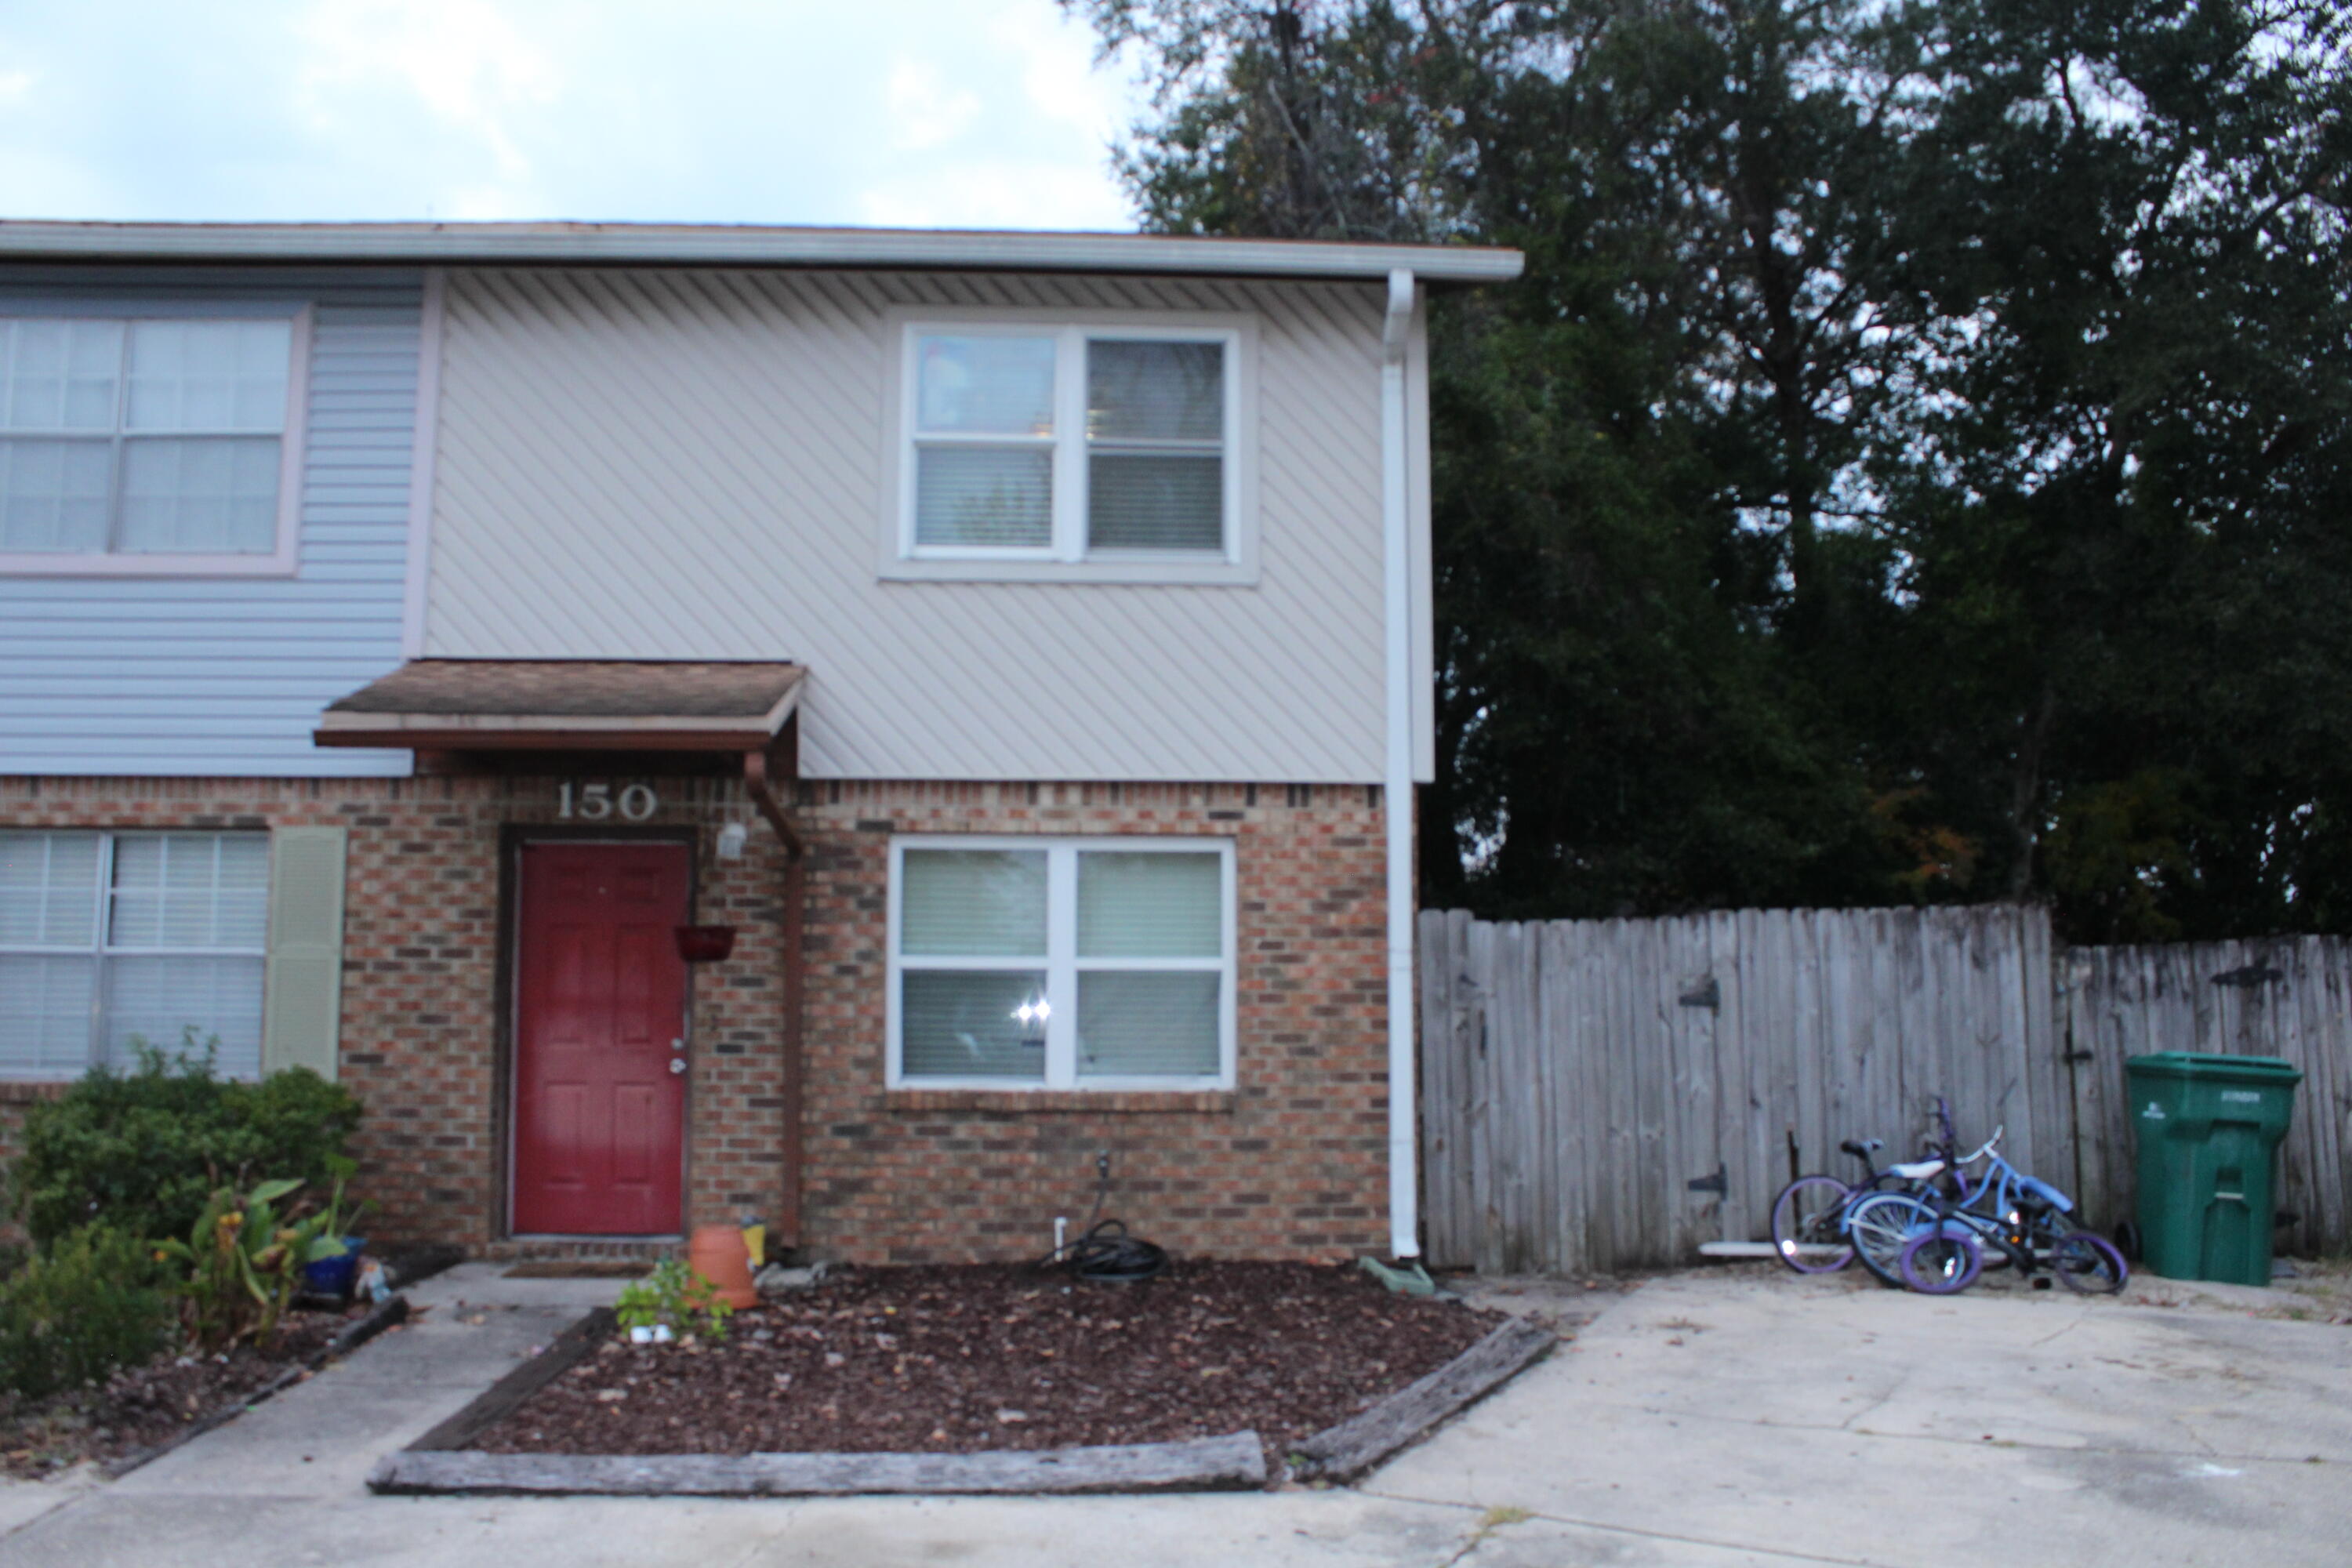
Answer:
[423,267,1426,784]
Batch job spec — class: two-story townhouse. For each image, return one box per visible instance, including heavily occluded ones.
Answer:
[0,223,1522,1265]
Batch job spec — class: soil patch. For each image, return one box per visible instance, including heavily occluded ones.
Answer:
[474,1261,1500,1465]
[0,1306,368,1479]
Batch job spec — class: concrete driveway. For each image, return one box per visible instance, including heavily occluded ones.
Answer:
[2,1261,2345,1566]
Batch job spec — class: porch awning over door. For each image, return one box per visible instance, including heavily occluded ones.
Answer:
[313,659,806,753]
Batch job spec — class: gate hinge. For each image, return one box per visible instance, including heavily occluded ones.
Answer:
[1686,1163,1727,1196]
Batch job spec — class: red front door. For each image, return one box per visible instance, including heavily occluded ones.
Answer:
[512,841,690,1235]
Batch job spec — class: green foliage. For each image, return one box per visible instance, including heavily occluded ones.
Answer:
[151,1177,349,1352]
[614,1260,734,1343]
[0,1226,175,1401]
[11,1040,363,1247]
[1077,0,2352,939]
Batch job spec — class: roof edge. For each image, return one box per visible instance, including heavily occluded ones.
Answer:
[0,221,1524,285]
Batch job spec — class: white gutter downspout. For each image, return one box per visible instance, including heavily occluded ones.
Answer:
[1381,268,1419,1261]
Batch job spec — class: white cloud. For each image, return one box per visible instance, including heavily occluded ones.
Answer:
[0,0,1147,230]
[855,160,1131,231]
[989,2,1129,139]
[885,57,982,151]
[292,0,560,181]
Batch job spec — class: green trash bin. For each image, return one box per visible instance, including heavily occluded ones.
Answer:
[2123,1052,2303,1287]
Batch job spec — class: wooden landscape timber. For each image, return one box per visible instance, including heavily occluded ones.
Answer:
[103,1294,411,1479]
[368,1432,1271,1497]
[1287,1317,1555,1483]
[404,1306,615,1454]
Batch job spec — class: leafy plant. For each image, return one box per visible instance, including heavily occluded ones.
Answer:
[0,1225,175,1400]
[614,1260,733,1343]
[11,1038,362,1247]
[152,1178,348,1352]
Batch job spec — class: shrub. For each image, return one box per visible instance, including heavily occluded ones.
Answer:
[11,1040,363,1247]
[0,1226,175,1400]
[615,1259,734,1342]
[154,1178,349,1352]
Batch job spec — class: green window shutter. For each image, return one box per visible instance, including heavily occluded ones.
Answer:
[262,826,347,1079]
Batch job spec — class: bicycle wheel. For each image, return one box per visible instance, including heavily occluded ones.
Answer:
[1846,1192,1937,1288]
[1769,1175,1854,1273]
[2049,1231,2129,1294]
[1899,1229,1982,1294]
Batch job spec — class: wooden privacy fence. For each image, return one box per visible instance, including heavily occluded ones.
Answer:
[1417,905,2352,1273]
[2065,939,2352,1261]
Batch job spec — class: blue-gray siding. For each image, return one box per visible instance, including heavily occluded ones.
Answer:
[0,267,419,777]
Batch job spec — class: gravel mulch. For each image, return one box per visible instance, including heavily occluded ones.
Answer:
[0,1308,362,1479]
[474,1261,1501,1464]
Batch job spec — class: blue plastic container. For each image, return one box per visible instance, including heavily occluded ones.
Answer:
[303,1236,367,1299]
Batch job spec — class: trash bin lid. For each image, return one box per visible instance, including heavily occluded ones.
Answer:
[2123,1051,2304,1085]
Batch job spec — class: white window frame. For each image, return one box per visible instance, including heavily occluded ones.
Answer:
[886,835,1238,1091]
[0,829,269,1080]
[0,301,312,579]
[879,308,1260,586]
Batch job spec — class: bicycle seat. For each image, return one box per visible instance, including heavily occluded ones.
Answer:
[1889,1159,1946,1181]
[2016,1174,2073,1212]
[1841,1138,1884,1158]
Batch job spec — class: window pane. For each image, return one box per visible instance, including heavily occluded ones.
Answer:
[1078,971,1219,1078]
[0,318,122,431]
[901,969,1047,1080]
[1088,339,1222,442]
[0,833,101,946]
[109,834,269,949]
[902,849,1046,956]
[116,436,281,553]
[914,446,1051,549]
[126,319,291,434]
[1087,452,1222,551]
[0,437,111,551]
[915,335,1055,436]
[103,954,264,1076]
[0,954,96,1076]
[1078,851,1222,958]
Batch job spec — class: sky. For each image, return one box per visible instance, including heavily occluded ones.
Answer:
[0,1,1151,230]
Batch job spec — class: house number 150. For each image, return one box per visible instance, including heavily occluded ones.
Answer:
[557,782,659,821]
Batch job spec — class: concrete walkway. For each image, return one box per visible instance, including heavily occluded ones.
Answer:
[2,1261,2346,1566]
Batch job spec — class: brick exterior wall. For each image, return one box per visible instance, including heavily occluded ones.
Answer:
[0,775,1391,1263]
[797,781,1390,1263]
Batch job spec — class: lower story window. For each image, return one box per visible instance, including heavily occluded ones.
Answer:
[0,831,267,1078]
[889,836,1235,1089]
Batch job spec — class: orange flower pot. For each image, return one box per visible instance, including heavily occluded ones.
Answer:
[688,1223,760,1310]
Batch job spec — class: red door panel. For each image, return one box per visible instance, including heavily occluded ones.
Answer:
[513,842,689,1235]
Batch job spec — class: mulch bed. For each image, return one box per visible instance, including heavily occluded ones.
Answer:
[0,1305,373,1479]
[473,1261,1501,1466]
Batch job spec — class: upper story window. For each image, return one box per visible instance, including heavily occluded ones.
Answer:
[883,314,1257,586]
[0,310,307,576]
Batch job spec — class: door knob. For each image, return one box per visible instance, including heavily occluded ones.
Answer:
[669,1058,688,1075]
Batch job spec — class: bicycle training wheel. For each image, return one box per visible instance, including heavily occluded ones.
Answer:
[1846,1192,1936,1289]
[2049,1231,2129,1294]
[1769,1175,1854,1273]
[1899,1229,1982,1294]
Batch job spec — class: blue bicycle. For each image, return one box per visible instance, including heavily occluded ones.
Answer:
[1849,1126,2127,1295]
